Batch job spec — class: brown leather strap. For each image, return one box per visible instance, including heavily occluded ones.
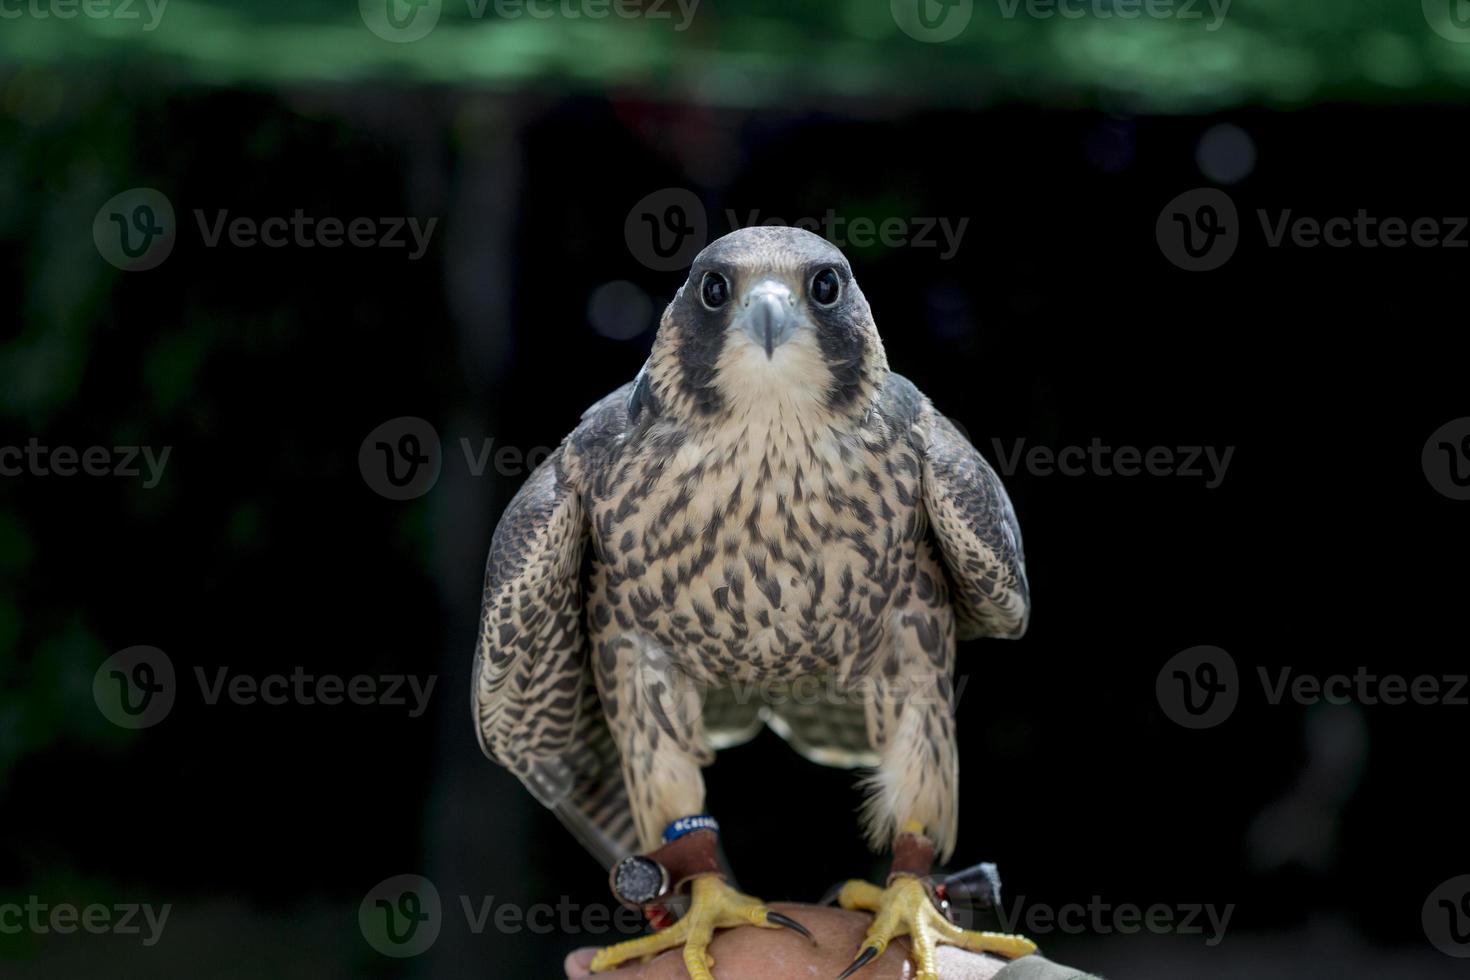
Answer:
[888,830,937,883]
[647,828,724,892]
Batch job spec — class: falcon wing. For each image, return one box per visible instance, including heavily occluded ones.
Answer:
[472,397,637,869]
[912,387,1030,641]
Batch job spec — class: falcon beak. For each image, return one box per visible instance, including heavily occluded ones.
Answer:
[738,280,798,358]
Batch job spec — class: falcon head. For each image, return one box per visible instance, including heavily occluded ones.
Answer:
[645,226,888,422]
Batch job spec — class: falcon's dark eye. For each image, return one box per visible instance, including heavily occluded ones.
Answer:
[810,267,841,307]
[700,271,730,310]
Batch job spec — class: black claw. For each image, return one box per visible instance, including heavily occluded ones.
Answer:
[836,945,879,979]
[818,883,845,907]
[766,910,815,942]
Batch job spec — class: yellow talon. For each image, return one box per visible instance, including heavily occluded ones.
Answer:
[590,874,811,978]
[588,925,686,972]
[837,874,1036,980]
[835,879,886,911]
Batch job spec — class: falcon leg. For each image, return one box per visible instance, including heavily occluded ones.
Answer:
[590,638,811,977]
[843,611,1034,978]
[857,613,961,862]
[834,825,1036,980]
[592,633,711,852]
[591,873,811,978]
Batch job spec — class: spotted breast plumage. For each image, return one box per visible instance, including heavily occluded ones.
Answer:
[473,226,1034,979]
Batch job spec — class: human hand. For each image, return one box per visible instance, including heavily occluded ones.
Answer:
[565,902,1089,979]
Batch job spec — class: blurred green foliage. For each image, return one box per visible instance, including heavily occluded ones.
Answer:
[0,0,1466,110]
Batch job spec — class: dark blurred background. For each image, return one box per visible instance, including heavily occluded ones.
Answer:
[2,2,1469,977]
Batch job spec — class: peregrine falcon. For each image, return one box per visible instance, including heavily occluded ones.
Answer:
[473,226,1035,979]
